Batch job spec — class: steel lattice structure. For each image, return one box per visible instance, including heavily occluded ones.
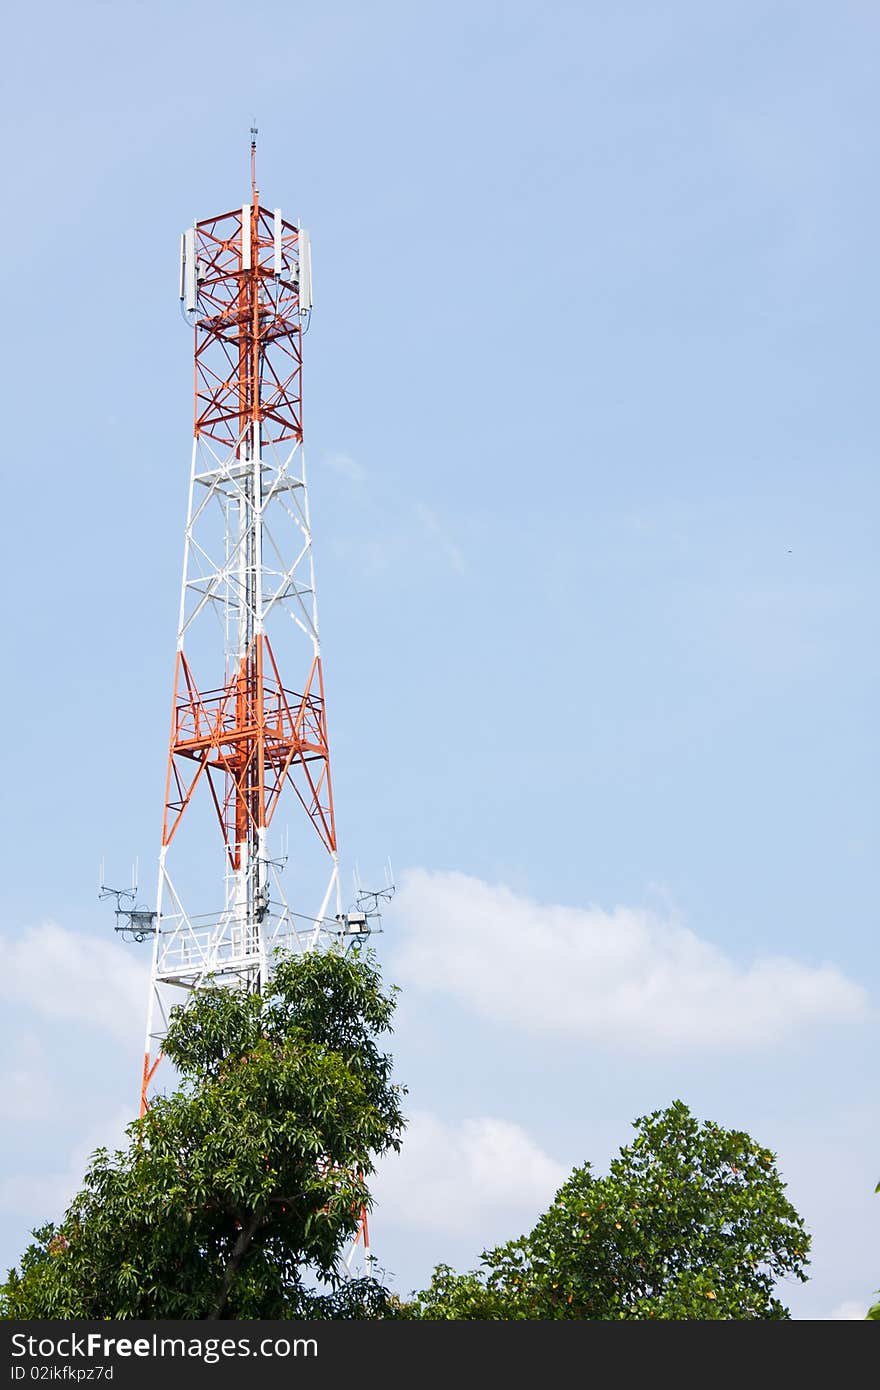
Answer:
[142,151,351,1127]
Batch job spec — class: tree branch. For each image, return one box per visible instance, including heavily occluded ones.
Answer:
[208,1212,263,1319]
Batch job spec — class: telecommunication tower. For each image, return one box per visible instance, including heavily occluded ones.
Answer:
[125,139,381,1275]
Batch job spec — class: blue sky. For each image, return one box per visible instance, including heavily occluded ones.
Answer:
[0,0,877,1318]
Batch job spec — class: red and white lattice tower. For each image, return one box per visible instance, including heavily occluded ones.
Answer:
[140,144,360,1171]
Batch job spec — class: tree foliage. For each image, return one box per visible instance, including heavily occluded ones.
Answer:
[411,1101,809,1320]
[867,1181,880,1320]
[1,949,404,1319]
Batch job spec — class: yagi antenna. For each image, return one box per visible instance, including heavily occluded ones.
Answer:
[99,859,156,944]
[336,861,396,950]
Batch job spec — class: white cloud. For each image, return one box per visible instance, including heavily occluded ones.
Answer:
[390,870,868,1052]
[322,450,366,481]
[0,1037,55,1122]
[828,1300,869,1320]
[0,922,149,1044]
[373,1110,564,1238]
[414,502,466,574]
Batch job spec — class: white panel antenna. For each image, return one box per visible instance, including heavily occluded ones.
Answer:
[298,228,312,310]
[181,228,197,312]
[241,204,251,270]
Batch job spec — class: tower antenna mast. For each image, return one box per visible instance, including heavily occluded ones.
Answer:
[109,140,392,1273]
[139,147,337,1110]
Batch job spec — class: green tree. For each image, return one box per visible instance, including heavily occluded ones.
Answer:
[1,949,404,1319]
[867,1181,880,1319]
[412,1101,809,1320]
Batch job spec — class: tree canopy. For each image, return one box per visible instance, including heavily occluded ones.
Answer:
[868,1181,880,1319]
[411,1101,810,1320]
[1,948,404,1319]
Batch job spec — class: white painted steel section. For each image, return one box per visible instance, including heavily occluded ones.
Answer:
[273,210,283,276]
[253,420,264,635]
[176,428,323,648]
[176,438,199,649]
